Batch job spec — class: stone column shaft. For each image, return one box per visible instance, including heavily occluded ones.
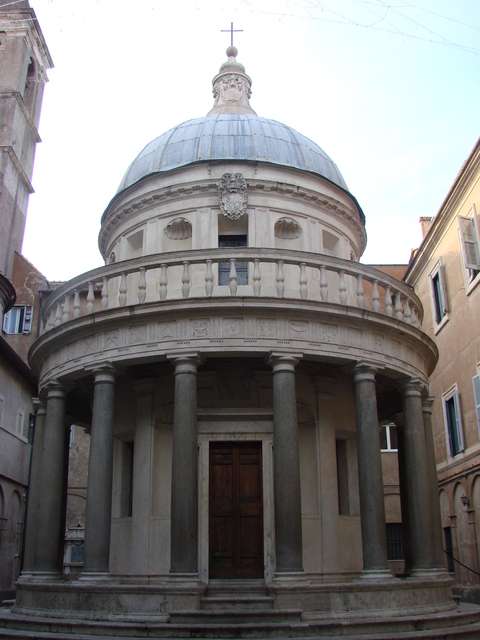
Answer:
[170,355,200,574]
[35,382,68,575]
[402,379,435,571]
[353,363,389,575]
[422,396,445,568]
[22,399,46,573]
[83,367,116,575]
[270,354,303,573]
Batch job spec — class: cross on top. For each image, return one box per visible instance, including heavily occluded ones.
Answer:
[221,22,243,47]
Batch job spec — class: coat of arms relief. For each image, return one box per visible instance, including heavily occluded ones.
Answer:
[218,173,248,220]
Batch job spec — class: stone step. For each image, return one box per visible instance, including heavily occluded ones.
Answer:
[200,594,275,610]
[2,604,480,639]
[170,607,300,623]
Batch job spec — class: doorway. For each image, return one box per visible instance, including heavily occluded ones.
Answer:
[209,441,264,579]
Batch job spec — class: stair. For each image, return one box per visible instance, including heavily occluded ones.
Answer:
[2,602,480,638]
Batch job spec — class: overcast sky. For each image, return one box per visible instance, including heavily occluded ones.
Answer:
[16,0,480,281]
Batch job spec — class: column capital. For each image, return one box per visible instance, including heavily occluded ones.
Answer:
[352,361,378,383]
[85,363,118,384]
[32,397,47,416]
[43,380,68,400]
[422,395,435,412]
[268,352,302,373]
[400,377,425,398]
[168,352,203,374]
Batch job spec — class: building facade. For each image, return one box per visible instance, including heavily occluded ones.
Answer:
[405,137,480,603]
[0,0,52,602]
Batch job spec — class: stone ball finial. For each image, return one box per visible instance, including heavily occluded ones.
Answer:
[226,45,238,58]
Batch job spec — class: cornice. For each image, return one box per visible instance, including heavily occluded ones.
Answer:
[0,145,34,192]
[0,91,42,142]
[405,138,480,285]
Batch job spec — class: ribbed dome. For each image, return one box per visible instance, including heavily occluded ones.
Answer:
[117,114,348,194]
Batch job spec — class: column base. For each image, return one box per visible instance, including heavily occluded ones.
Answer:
[79,571,112,582]
[17,571,63,583]
[409,567,451,579]
[358,568,393,580]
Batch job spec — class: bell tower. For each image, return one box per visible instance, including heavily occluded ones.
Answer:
[0,0,52,315]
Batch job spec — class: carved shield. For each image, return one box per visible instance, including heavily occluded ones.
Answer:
[218,173,247,220]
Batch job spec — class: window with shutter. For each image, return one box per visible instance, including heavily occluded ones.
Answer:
[473,375,480,436]
[458,209,480,291]
[2,305,33,334]
[442,387,464,457]
[428,260,448,331]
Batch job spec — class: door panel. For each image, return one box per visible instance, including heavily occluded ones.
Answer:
[209,442,263,579]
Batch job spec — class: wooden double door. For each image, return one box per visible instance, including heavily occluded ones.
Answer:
[209,442,264,579]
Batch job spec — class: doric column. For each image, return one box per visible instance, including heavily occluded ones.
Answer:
[170,354,201,574]
[22,398,46,573]
[34,381,68,576]
[401,378,435,572]
[353,362,390,576]
[82,366,116,576]
[269,353,303,573]
[422,394,445,569]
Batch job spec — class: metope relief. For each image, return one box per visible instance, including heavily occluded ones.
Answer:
[191,319,210,338]
[320,323,338,344]
[218,173,247,220]
[158,322,177,341]
[128,325,147,345]
[289,320,308,338]
[257,319,277,338]
[223,318,244,338]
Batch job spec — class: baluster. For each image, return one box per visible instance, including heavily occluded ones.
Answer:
[205,260,213,297]
[320,265,328,302]
[403,298,411,324]
[47,308,55,330]
[394,292,403,320]
[276,260,285,298]
[73,289,81,318]
[159,264,167,301]
[413,307,421,328]
[372,279,380,313]
[339,270,347,305]
[253,259,261,297]
[54,302,62,327]
[229,259,238,296]
[119,273,127,306]
[62,294,71,323]
[101,277,109,310]
[356,274,364,308]
[138,267,146,304]
[385,286,393,317]
[87,282,95,313]
[182,261,190,299]
[299,263,307,299]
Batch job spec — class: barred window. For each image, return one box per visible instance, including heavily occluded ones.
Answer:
[386,523,404,560]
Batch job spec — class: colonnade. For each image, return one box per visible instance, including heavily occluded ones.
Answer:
[21,355,445,581]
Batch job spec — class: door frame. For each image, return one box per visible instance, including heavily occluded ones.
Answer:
[198,410,274,585]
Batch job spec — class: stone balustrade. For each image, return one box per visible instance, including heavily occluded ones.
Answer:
[41,249,422,333]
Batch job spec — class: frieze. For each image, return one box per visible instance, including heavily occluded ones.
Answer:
[289,320,308,338]
[104,330,119,349]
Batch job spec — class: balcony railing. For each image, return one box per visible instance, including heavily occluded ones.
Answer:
[41,249,422,333]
